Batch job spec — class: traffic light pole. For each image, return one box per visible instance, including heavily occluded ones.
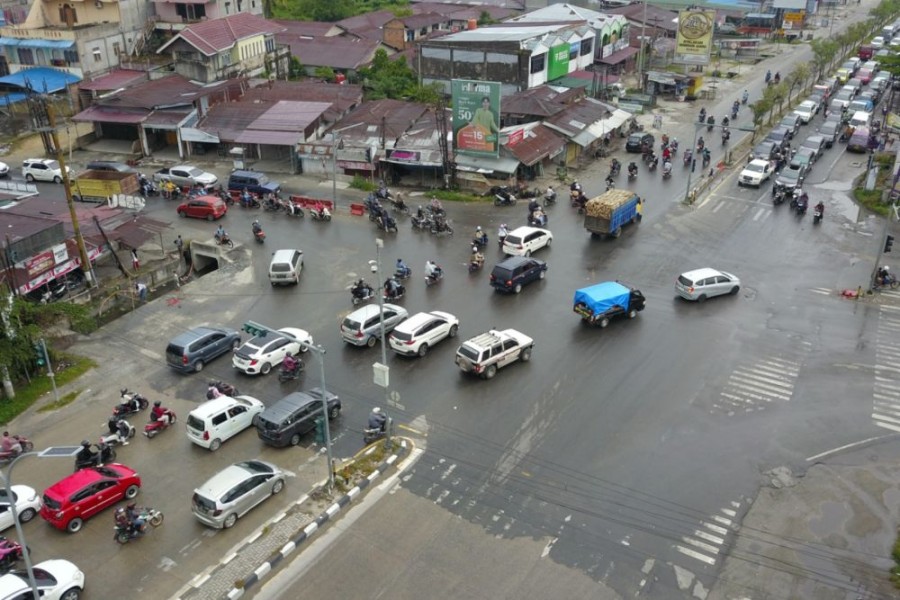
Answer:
[37,338,58,403]
[242,321,335,489]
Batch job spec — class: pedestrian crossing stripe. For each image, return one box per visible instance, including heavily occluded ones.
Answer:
[872,308,900,432]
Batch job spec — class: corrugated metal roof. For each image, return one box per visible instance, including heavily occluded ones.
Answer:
[279,35,381,70]
[79,69,146,92]
[0,67,80,93]
[504,124,565,166]
[72,105,149,124]
[158,14,284,56]
[235,130,303,145]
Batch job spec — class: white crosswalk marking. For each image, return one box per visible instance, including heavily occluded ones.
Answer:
[712,356,801,414]
[675,501,746,567]
[873,308,900,432]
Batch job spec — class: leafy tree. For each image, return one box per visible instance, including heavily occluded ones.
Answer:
[810,39,837,79]
[478,11,496,26]
[289,57,304,80]
[748,98,771,140]
[314,66,336,81]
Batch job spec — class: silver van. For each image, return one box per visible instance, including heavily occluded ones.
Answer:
[268,249,303,286]
[191,460,285,529]
[340,303,408,347]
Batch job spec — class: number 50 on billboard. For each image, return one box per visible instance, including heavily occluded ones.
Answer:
[452,79,501,158]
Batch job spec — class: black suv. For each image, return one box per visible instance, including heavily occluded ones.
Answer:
[765,127,792,151]
[625,132,654,153]
[165,326,241,373]
[227,170,281,196]
[86,161,135,173]
[489,256,547,294]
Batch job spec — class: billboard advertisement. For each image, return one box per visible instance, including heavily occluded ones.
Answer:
[674,9,716,66]
[451,79,501,158]
[548,44,570,80]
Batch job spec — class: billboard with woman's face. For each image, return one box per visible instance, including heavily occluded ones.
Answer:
[452,79,501,158]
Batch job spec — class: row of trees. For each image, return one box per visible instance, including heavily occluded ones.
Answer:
[747,0,900,132]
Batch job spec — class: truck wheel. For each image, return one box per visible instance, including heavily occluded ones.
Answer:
[72,195,82,202]
[628,309,637,319]
[599,317,610,328]
[520,347,532,362]
[611,227,622,238]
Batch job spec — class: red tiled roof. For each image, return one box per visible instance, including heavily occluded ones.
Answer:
[159,14,285,56]
[79,69,146,92]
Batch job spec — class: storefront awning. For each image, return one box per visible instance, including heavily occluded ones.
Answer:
[455,154,520,175]
[235,130,301,146]
[72,105,148,124]
[18,39,74,49]
[181,128,220,143]
[598,46,638,65]
[337,160,374,171]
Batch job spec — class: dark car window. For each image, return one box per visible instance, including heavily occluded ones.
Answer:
[502,339,518,351]
[212,412,227,426]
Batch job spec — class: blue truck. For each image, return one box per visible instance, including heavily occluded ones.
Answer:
[573,281,646,328]
[583,189,641,239]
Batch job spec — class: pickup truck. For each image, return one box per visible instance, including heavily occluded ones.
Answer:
[454,329,533,379]
[583,189,641,239]
[153,165,218,188]
[71,170,140,203]
[573,281,645,328]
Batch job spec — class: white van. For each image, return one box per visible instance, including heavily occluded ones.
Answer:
[186,395,265,451]
[268,249,303,285]
[849,111,871,130]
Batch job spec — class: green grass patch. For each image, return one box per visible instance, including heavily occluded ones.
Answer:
[891,529,900,586]
[852,153,895,217]
[431,189,486,204]
[37,389,82,413]
[349,175,377,192]
[0,354,96,424]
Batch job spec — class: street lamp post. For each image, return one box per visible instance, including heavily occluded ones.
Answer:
[0,446,82,597]
[331,134,343,208]
[369,238,392,446]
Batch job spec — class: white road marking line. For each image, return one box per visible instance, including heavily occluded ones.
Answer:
[752,207,766,221]
[725,379,791,401]
[693,529,725,545]
[875,421,900,432]
[809,288,832,295]
[741,366,797,383]
[681,536,720,554]
[712,515,733,526]
[721,508,737,517]
[872,412,900,426]
[702,522,729,536]
[711,200,724,212]
[676,545,717,565]
[732,370,796,389]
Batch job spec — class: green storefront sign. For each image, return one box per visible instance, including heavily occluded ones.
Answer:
[451,79,501,158]
[548,44,570,80]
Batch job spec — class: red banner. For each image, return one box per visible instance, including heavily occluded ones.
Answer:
[24,250,54,278]
[507,129,524,147]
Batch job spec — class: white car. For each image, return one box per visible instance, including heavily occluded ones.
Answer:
[22,158,69,183]
[232,327,312,375]
[502,226,553,256]
[154,165,218,187]
[0,162,9,178]
[186,395,265,451]
[675,268,741,302]
[389,311,460,357]
[738,159,773,187]
[0,485,41,531]
[0,558,84,600]
[872,36,885,48]
[793,101,817,124]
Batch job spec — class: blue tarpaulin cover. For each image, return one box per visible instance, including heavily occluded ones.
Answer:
[573,281,631,314]
[0,67,80,94]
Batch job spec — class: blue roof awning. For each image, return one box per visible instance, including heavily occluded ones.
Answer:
[17,39,74,49]
[0,67,80,93]
[0,39,21,47]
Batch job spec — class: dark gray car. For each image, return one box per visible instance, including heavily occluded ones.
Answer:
[765,127,792,150]
[749,140,778,162]
[801,135,827,161]
[775,163,807,191]
[779,114,802,138]
[818,120,840,147]
[165,326,241,373]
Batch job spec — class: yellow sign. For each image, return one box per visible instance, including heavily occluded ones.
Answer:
[784,11,804,23]
[675,9,716,66]
[887,112,900,130]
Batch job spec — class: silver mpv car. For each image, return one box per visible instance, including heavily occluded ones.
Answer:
[191,460,285,529]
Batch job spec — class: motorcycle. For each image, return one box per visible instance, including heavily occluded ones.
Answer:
[263,198,281,212]
[389,195,410,215]
[351,282,375,306]
[773,186,787,205]
[375,184,393,202]
[207,381,239,399]
[543,189,557,206]
[813,207,823,224]
[698,109,707,123]
[425,268,444,286]
[742,91,749,105]
[494,189,517,206]
[411,213,432,230]
[364,416,392,444]
[795,196,809,216]
[365,195,383,222]
[100,417,135,447]
[114,389,149,418]
[395,265,412,280]
[214,232,234,249]
[569,189,583,206]
[139,178,159,197]
[278,359,304,382]
[0,537,24,572]
[114,507,164,544]
[722,130,730,146]
[384,283,406,301]
[468,259,484,273]
[74,442,116,472]
[610,161,621,177]
[472,232,488,248]
[239,195,261,209]
[628,167,638,181]
[144,409,176,438]
[310,205,331,222]
[647,157,658,171]
[377,214,398,233]
[0,435,33,464]
[283,201,305,218]
[662,162,673,179]
[683,149,693,167]
[528,211,549,227]
[429,219,454,236]
[253,227,266,244]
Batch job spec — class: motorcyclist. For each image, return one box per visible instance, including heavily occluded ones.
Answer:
[252,220,262,236]
[545,185,556,203]
[699,107,706,122]
[207,382,222,400]
[215,225,226,242]
[815,201,825,216]
[528,198,540,214]
[609,159,620,175]
[697,137,705,151]
[765,70,772,84]
[470,246,485,269]
[628,162,638,177]
[722,116,730,128]
[0,432,21,456]
[240,188,253,207]
[425,260,442,282]
[498,223,509,245]
[473,226,488,246]
[282,354,299,376]
[151,401,171,426]
[663,160,673,175]
[76,440,96,468]
[119,388,139,413]
[706,115,715,129]
[384,277,401,298]
[352,278,371,299]
[531,207,547,226]
[396,258,411,278]
[671,138,678,151]
[429,197,444,215]
[605,174,615,190]
[662,146,672,162]
[115,419,131,446]
[570,180,582,193]
[878,265,892,285]
[368,407,387,432]
[126,502,145,534]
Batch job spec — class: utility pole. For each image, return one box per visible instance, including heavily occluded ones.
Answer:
[27,93,95,287]
[369,238,392,447]
[637,0,649,86]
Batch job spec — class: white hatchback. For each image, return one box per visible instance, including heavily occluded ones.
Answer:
[502,226,553,256]
[0,485,42,531]
[0,559,84,600]
[675,268,741,302]
[186,395,265,451]
[793,101,817,124]
[232,327,312,375]
[389,311,460,357]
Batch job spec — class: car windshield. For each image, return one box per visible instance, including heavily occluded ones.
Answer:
[186,167,204,177]
[236,460,272,474]
[45,160,60,170]
[800,102,815,110]
[781,168,801,181]
[745,163,766,173]
[628,134,643,143]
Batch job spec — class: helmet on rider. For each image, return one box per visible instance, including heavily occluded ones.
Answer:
[886,266,891,272]
[153,400,161,407]
[476,226,481,231]
[372,407,381,414]
[120,388,127,396]
[81,440,90,447]
[472,246,478,253]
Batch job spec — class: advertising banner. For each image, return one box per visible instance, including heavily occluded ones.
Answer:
[548,44,570,80]
[674,9,716,66]
[451,79,501,157]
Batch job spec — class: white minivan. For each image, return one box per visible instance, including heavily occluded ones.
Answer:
[268,249,303,286]
[849,111,871,130]
[186,395,265,451]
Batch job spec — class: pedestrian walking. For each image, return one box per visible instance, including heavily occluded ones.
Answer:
[174,235,184,258]
[131,248,140,271]
[135,281,148,302]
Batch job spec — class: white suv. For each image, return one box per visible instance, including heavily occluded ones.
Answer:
[186,395,265,451]
[501,226,553,256]
[455,329,534,379]
[22,158,68,183]
[389,311,459,357]
[738,159,772,187]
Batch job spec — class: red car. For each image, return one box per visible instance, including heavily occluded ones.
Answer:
[40,464,141,533]
[177,195,227,221]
